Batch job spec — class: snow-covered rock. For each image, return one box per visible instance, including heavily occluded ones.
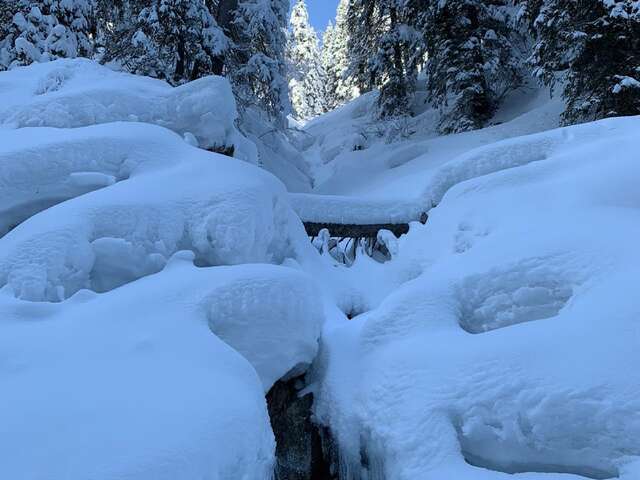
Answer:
[313,116,640,480]
[0,128,310,302]
[206,265,323,391]
[0,260,288,480]
[0,59,255,161]
[0,123,181,236]
[0,59,325,480]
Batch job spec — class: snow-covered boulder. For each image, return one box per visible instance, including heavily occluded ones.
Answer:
[0,127,311,301]
[314,116,640,480]
[0,59,255,161]
[206,265,323,391]
[0,123,181,236]
[0,57,326,480]
[0,259,283,480]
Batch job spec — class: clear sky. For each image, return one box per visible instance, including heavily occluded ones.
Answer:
[290,0,340,33]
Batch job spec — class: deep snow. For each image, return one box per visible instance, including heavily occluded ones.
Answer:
[1,59,639,480]
[0,60,323,479]
[306,94,640,479]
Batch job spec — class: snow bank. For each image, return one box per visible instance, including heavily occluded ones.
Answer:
[0,130,310,301]
[0,59,255,160]
[206,264,323,391]
[0,123,183,236]
[304,85,562,202]
[0,256,325,480]
[0,58,327,480]
[422,116,633,207]
[313,116,640,479]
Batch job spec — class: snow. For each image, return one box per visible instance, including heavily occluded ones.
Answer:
[0,59,255,161]
[0,132,310,301]
[298,84,564,224]
[206,265,323,391]
[2,56,639,480]
[291,192,425,224]
[0,259,316,480]
[0,59,323,479]
[311,115,640,479]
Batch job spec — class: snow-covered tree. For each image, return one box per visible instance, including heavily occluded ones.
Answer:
[0,2,48,69]
[230,0,290,124]
[526,0,640,124]
[286,0,326,120]
[103,0,229,85]
[346,0,425,118]
[44,0,95,59]
[321,0,358,110]
[424,0,522,133]
[0,0,95,70]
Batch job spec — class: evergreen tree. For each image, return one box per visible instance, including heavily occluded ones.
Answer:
[286,0,326,120]
[102,0,229,85]
[230,0,290,124]
[0,0,95,70]
[321,0,358,110]
[527,0,640,124]
[424,0,522,133]
[44,0,95,59]
[0,1,19,68]
[0,1,48,69]
[346,0,425,118]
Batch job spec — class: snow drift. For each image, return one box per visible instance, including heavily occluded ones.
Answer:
[0,59,324,480]
[313,116,640,480]
[0,257,324,480]
[0,58,255,160]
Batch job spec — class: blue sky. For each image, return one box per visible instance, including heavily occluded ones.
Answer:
[290,0,340,32]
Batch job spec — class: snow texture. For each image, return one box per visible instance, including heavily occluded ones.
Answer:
[0,59,323,480]
[0,59,255,159]
[312,115,640,480]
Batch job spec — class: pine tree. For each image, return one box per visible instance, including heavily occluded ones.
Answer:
[0,1,51,69]
[44,0,95,59]
[424,0,522,133]
[286,0,326,120]
[346,0,425,118]
[321,0,358,110]
[0,0,96,70]
[0,1,19,67]
[527,0,640,124]
[230,0,290,124]
[102,0,229,85]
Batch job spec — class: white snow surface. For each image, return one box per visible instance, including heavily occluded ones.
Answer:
[311,115,640,479]
[0,59,256,160]
[299,84,564,224]
[2,58,639,480]
[0,61,324,479]
[0,127,311,302]
[0,258,324,480]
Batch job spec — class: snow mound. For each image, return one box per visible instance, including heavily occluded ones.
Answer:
[423,116,632,207]
[457,257,577,334]
[314,116,640,480]
[0,59,326,480]
[0,137,310,301]
[0,59,255,160]
[0,260,302,480]
[207,266,323,390]
[0,123,186,236]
